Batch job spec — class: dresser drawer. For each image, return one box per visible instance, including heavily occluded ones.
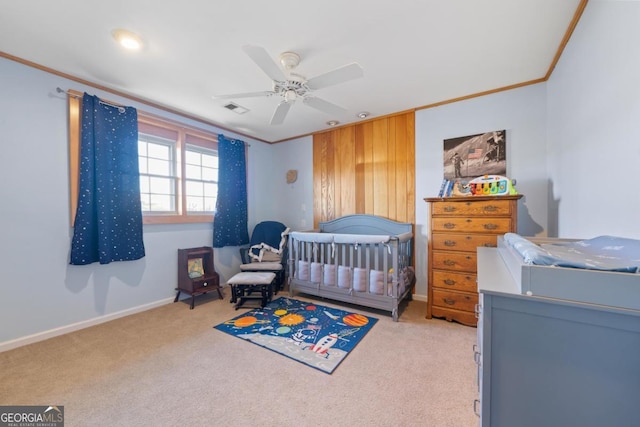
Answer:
[432,288,478,312]
[425,195,521,326]
[432,199,513,217]
[431,217,512,234]
[432,251,477,272]
[432,233,497,252]
[432,270,477,293]
[430,306,478,327]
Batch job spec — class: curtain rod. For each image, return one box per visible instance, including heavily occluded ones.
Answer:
[56,87,126,113]
[56,87,250,146]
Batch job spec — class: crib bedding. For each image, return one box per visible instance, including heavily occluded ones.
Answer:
[504,233,640,273]
[296,259,415,296]
[288,215,414,321]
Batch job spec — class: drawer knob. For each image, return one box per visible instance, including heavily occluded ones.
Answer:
[444,240,456,246]
[443,260,456,266]
[444,206,456,212]
[443,279,456,286]
[483,223,498,230]
[484,205,498,212]
[444,222,456,229]
[482,243,496,247]
[443,298,456,305]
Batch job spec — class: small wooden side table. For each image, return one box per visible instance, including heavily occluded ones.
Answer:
[175,247,222,309]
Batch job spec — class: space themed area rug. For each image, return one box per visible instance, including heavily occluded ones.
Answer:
[214,297,378,374]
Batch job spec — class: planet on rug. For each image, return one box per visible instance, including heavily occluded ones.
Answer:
[214,297,378,374]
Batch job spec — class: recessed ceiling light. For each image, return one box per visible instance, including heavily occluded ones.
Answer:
[111,29,144,50]
[357,112,370,119]
[326,120,339,126]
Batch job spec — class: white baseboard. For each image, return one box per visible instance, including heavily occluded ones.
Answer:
[0,297,175,353]
[411,293,427,302]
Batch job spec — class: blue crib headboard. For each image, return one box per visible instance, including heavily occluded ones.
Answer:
[318,214,412,236]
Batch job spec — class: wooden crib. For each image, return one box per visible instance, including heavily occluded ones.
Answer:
[288,214,414,321]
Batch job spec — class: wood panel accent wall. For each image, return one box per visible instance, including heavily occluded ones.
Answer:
[313,112,415,227]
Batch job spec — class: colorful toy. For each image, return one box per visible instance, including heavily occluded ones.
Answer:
[467,175,517,196]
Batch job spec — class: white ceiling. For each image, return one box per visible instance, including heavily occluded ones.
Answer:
[0,0,584,143]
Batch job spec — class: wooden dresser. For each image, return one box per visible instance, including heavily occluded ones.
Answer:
[424,195,521,326]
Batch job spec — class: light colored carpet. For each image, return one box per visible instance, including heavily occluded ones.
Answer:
[0,291,478,427]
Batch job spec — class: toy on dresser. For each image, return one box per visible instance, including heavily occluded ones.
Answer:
[438,175,517,197]
[467,174,517,196]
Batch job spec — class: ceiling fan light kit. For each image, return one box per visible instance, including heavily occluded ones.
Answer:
[214,45,364,126]
[283,90,297,102]
[279,52,300,70]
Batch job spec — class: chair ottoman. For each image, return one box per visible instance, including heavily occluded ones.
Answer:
[227,272,276,310]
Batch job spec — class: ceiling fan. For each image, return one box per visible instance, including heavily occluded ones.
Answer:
[214,45,364,125]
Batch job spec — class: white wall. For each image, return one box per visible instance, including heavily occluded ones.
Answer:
[3,0,636,346]
[414,84,549,296]
[270,137,315,232]
[0,57,275,347]
[547,0,640,238]
[0,54,546,343]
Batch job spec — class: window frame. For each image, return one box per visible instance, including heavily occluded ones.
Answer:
[183,143,219,214]
[68,90,221,225]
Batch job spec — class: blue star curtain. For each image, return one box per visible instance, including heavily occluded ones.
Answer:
[70,93,145,265]
[213,134,249,247]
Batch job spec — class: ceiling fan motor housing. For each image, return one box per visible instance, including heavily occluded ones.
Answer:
[273,80,308,101]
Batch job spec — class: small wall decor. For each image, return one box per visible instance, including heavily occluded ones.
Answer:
[286,169,298,184]
[443,130,506,180]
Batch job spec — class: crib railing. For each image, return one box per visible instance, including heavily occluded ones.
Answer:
[288,232,412,298]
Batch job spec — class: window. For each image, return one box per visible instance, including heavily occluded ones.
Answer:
[138,133,177,213]
[132,117,219,223]
[184,145,218,212]
[68,91,221,225]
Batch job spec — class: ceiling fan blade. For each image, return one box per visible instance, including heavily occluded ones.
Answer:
[303,97,346,116]
[306,63,364,90]
[270,101,292,125]
[213,90,275,100]
[242,45,287,82]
